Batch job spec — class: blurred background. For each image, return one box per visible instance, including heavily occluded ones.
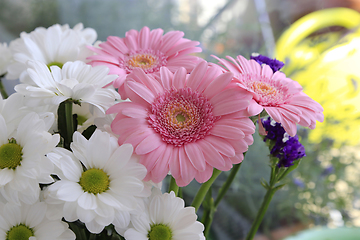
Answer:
[1,0,360,239]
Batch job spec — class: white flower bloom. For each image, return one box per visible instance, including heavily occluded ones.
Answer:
[0,112,59,205]
[0,43,12,76]
[15,60,120,113]
[6,23,97,80]
[45,130,150,234]
[122,189,205,240]
[0,201,75,240]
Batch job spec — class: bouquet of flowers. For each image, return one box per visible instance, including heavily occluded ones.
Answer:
[0,23,323,240]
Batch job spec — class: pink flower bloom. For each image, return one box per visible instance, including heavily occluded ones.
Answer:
[107,61,255,187]
[213,55,324,137]
[87,26,202,99]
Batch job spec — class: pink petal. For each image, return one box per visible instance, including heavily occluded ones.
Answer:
[135,133,164,155]
[186,60,208,90]
[173,67,187,89]
[203,72,233,99]
[212,55,241,75]
[280,116,297,137]
[150,151,170,183]
[261,64,274,78]
[124,33,138,51]
[265,107,282,123]
[138,26,150,49]
[149,28,164,49]
[128,69,163,96]
[166,40,201,57]
[161,31,184,54]
[212,99,250,116]
[160,67,174,90]
[197,140,227,171]
[169,147,181,180]
[140,144,167,172]
[178,147,197,186]
[126,80,155,104]
[210,124,245,139]
[204,136,235,157]
[184,142,206,172]
[107,36,128,53]
[195,164,213,183]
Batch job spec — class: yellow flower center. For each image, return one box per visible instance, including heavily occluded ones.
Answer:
[148,224,172,240]
[7,224,34,240]
[79,168,110,194]
[0,142,23,169]
[128,54,158,70]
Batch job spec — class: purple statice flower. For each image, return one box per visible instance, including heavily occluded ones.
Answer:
[261,116,306,167]
[250,54,285,72]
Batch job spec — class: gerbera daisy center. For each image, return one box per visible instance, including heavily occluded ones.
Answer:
[6,224,34,240]
[79,168,110,194]
[149,88,216,146]
[121,50,168,74]
[243,74,292,106]
[148,224,172,240]
[0,142,23,169]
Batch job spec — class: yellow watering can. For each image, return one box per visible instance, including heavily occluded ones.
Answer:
[275,8,360,146]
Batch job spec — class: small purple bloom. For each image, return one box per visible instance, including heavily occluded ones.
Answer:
[250,54,285,72]
[261,117,306,167]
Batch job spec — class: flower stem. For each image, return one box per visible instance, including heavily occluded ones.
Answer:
[64,101,75,150]
[214,162,242,208]
[191,168,222,212]
[245,186,277,240]
[0,78,8,99]
[168,176,179,196]
[202,162,243,237]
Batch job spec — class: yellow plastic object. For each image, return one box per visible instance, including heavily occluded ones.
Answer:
[275,8,360,146]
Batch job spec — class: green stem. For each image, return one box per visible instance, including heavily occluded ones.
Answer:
[214,162,242,208]
[245,186,277,240]
[89,233,97,240]
[191,168,222,212]
[64,101,74,149]
[168,176,179,196]
[0,78,8,99]
[202,162,243,237]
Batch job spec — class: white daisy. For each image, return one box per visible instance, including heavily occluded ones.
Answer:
[122,189,205,240]
[0,111,59,205]
[14,60,120,113]
[45,130,150,234]
[6,23,97,80]
[0,43,12,76]
[0,201,75,240]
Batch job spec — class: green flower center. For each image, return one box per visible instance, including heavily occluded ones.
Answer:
[148,224,172,240]
[79,168,110,194]
[175,113,186,122]
[47,62,64,69]
[0,142,23,169]
[6,224,34,240]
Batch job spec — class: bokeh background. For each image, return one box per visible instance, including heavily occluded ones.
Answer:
[1,0,360,239]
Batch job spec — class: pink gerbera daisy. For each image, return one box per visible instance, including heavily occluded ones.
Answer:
[213,55,324,137]
[87,26,202,99]
[107,61,255,187]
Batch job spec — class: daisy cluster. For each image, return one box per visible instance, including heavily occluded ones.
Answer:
[0,23,324,239]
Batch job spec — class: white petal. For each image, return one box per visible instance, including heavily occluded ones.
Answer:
[77,192,97,210]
